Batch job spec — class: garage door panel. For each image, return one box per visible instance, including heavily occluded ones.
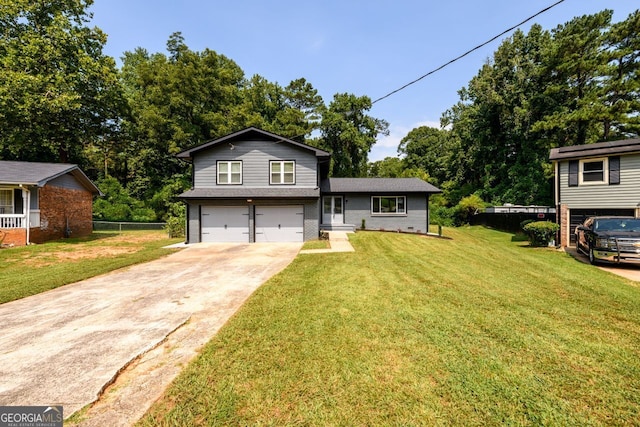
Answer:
[201,206,249,242]
[255,206,304,242]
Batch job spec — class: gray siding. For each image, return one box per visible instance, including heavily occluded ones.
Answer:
[186,198,319,243]
[559,154,640,208]
[187,203,200,244]
[29,186,39,210]
[340,194,428,233]
[193,139,318,188]
[48,174,87,191]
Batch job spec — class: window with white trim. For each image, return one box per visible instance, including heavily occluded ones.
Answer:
[0,189,13,214]
[270,160,295,184]
[579,157,607,185]
[217,161,242,184]
[372,196,406,215]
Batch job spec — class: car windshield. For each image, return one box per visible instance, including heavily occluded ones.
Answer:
[594,218,640,232]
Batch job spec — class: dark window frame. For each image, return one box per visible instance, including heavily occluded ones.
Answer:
[371,196,407,216]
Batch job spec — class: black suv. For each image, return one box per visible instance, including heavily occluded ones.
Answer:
[575,216,640,265]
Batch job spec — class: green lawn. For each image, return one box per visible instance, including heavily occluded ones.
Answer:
[138,227,640,426]
[301,239,331,250]
[0,230,182,304]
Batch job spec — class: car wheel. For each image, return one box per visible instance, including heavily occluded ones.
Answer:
[589,247,598,265]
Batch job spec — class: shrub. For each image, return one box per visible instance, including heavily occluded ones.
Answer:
[454,194,486,226]
[131,207,157,222]
[520,219,535,231]
[430,205,455,227]
[522,221,560,247]
[164,203,186,238]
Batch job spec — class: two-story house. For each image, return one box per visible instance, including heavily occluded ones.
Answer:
[177,127,441,243]
[549,138,640,247]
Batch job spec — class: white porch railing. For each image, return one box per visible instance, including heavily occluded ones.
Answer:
[0,215,25,229]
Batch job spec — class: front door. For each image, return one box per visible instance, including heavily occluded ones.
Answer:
[323,196,343,225]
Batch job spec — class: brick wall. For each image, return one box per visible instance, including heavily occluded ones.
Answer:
[30,185,94,244]
[559,204,569,247]
[0,229,27,246]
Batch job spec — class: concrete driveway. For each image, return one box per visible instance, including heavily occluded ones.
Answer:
[565,246,640,282]
[0,242,301,425]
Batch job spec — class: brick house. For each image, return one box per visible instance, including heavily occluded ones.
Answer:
[0,161,102,246]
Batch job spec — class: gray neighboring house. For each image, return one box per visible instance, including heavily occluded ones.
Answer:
[549,138,640,247]
[177,127,442,243]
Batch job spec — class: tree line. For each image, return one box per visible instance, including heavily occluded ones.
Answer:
[373,8,639,224]
[1,2,638,225]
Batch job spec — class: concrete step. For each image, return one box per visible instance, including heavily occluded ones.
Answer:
[319,224,357,232]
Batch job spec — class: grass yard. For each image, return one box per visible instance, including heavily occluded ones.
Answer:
[301,239,331,250]
[139,227,640,426]
[0,230,182,304]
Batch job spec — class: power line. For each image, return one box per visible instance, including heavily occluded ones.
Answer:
[371,0,566,105]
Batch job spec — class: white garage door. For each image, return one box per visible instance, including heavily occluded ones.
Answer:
[201,206,249,242]
[255,206,304,242]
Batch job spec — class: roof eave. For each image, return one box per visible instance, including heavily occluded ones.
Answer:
[0,181,39,186]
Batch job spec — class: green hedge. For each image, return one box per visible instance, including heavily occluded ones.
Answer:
[522,221,560,247]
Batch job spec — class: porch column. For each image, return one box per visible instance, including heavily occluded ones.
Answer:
[23,187,30,244]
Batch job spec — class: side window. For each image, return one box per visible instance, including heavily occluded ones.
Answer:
[579,158,607,185]
[217,161,242,184]
[270,161,295,185]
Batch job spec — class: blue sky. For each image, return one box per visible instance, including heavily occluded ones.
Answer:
[89,1,638,161]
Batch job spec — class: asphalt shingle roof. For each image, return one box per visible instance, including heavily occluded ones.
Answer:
[178,187,320,199]
[0,160,101,194]
[549,138,640,161]
[321,178,441,194]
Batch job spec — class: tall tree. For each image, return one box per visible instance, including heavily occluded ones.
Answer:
[317,93,388,177]
[534,10,613,146]
[441,10,639,207]
[120,33,246,198]
[241,76,323,140]
[121,34,326,199]
[444,25,554,205]
[0,0,125,164]
[601,10,640,139]
[397,126,456,186]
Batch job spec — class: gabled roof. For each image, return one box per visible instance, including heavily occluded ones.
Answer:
[0,160,101,195]
[176,127,331,160]
[549,138,640,161]
[321,178,441,194]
